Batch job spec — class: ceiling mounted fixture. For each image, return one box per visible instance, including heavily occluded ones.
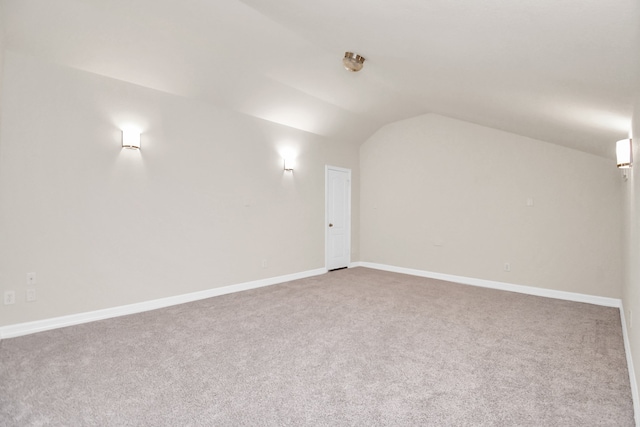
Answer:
[343,52,365,72]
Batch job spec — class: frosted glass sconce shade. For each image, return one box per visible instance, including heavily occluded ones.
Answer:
[616,138,632,168]
[284,158,294,172]
[122,129,141,150]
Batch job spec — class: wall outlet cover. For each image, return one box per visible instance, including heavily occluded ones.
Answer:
[4,290,16,305]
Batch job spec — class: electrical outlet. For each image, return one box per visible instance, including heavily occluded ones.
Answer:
[504,263,511,272]
[26,288,36,302]
[4,290,16,305]
[261,259,268,268]
[27,272,36,285]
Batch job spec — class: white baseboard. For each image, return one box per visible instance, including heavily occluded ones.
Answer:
[357,262,622,307]
[356,261,637,424]
[620,303,640,427]
[2,262,637,422]
[0,267,327,340]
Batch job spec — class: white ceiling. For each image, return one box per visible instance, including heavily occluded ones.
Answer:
[3,0,639,158]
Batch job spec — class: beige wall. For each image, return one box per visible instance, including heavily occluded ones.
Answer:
[361,113,622,298]
[623,90,640,401]
[0,49,627,337]
[0,2,5,136]
[0,51,359,326]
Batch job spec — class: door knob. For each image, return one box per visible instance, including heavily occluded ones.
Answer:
[329,223,333,227]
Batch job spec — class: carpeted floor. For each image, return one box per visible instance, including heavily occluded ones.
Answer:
[0,267,634,426]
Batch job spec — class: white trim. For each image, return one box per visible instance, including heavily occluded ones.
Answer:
[357,262,622,308]
[357,262,637,422]
[0,268,327,340]
[325,165,352,271]
[2,262,636,422]
[620,302,640,426]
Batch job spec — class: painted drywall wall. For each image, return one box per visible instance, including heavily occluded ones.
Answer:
[361,114,621,298]
[0,51,360,326]
[0,3,5,135]
[623,91,640,402]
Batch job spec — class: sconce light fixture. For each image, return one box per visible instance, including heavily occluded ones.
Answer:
[284,158,294,172]
[616,138,632,168]
[122,129,141,150]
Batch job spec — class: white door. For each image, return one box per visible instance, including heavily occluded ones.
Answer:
[326,166,351,270]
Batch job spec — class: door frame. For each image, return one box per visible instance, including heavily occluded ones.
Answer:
[325,165,352,271]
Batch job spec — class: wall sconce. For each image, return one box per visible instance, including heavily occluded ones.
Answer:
[284,158,294,172]
[122,129,141,150]
[616,138,632,169]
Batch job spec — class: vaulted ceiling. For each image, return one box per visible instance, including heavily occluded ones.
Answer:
[3,0,639,158]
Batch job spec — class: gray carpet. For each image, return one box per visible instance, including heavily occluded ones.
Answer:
[0,267,634,426]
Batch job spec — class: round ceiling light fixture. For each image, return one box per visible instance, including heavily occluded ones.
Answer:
[343,52,365,72]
